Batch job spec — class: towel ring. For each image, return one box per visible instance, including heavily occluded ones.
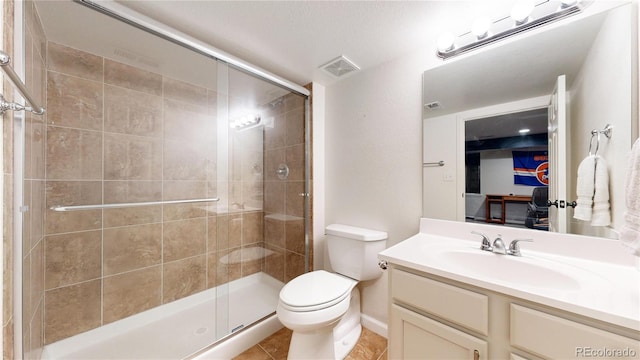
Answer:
[588,124,612,156]
[588,132,601,156]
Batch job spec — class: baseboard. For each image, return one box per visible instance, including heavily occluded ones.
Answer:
[361,314,387,339]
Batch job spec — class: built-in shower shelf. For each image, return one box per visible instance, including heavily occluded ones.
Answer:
[264,213,304,222]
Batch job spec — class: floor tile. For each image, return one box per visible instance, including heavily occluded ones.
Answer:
[345,328,387,360]
[258,327,292,360]
[232,326,387,360]
[233,345,273,360]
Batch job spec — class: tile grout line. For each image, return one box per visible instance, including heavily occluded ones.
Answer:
[256,343,276,360]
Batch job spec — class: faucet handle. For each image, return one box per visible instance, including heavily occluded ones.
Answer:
[471,231,492,251]
[507,239,533,256]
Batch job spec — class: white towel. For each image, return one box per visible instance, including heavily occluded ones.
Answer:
[591,156,611,226]
[574,155,596,221]
[621,138,640,256]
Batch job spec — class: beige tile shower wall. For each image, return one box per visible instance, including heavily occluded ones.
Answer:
[21,1,48,359]
[263,94,307,283]
[42,42,265,345]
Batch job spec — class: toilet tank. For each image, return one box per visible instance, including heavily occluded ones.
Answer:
[326,224,388,281]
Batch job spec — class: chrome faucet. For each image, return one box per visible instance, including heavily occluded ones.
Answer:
[492,234,507,255]
[472,231,492,252]
[507,239,533,257]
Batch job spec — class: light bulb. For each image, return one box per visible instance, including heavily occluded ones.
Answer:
[511,0,534,25]
[560,0,579,8]
[471,17,491,39]
[436,32,455,53]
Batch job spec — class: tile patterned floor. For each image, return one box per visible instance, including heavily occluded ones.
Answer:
[233,326,388,360]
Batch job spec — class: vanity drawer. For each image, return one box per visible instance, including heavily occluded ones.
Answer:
[391,269,488,335]
[511,304,640,359]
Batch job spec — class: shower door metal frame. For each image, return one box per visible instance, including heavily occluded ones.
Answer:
[74,0,310,98]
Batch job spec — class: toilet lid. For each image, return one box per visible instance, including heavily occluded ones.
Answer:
[279,270,356,311]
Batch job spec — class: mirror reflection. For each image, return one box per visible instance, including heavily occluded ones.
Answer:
[464,109,548,229]
[422,2,637,240]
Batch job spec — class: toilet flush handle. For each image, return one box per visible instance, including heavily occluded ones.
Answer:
[378,260,388,270]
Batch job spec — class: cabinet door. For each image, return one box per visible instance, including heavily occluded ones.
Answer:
[390,304,488,360]
[511,304,640,359]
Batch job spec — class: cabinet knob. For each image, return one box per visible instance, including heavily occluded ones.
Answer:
[474,350,480,360]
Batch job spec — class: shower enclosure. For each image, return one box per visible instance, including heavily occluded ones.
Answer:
[18,1,310,358]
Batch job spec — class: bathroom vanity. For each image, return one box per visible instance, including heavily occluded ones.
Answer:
[379,219,640,359]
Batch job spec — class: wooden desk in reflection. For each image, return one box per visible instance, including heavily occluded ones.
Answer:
[485,194,532,224]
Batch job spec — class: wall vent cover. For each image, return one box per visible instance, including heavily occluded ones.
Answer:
[425,101,442,111]
[320,55,360,77]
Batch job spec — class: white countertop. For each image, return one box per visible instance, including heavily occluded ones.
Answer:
[379,218,640,332]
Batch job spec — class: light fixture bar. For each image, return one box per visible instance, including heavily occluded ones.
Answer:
[437,1,585,60]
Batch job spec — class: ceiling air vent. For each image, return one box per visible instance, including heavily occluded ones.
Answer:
[425,101,442,111]
[320,55,360,78]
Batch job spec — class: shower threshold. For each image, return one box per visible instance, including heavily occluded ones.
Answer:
[41,272,284,360]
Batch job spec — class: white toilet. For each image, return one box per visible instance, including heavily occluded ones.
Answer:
[276,224,388,360]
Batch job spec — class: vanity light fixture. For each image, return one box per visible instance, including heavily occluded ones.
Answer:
[471,16,492,39]
[511,0,535,25]
[436,32,455,52]
[436,0,586,60]
[519,128,531,134]
[230,113,261,130]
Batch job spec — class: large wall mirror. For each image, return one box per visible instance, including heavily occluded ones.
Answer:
[422,1,638,240]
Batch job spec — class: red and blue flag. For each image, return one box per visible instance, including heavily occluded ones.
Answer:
[512,151,549,186]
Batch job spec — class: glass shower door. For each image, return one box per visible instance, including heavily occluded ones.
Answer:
[211,63,309,343]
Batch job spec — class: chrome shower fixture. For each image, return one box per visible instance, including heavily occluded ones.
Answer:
[276,164,289,180]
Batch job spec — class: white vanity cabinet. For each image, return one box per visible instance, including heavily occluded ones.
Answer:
[388,266,640,360]
[389,269,488,359]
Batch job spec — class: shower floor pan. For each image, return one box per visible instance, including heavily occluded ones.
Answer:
[42,272,283,360]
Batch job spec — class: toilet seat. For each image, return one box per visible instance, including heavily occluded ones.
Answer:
[279,270,357,312]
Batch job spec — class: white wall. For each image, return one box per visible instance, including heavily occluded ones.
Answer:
[423,114,457,220]
[311,82,326,271]
[324,49,435,329]
[569,4,635,238]
[480,150,536,196]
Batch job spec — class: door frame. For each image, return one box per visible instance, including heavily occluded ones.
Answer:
[455,96,550,222]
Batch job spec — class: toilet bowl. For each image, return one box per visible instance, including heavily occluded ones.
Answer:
[276,224,387,360]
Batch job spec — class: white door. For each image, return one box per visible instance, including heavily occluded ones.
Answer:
[548,75,568,233]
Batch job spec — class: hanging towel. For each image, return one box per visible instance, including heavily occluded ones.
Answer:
[591,155,611,226]
[574,155,596,221]
[621,138,640,256]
